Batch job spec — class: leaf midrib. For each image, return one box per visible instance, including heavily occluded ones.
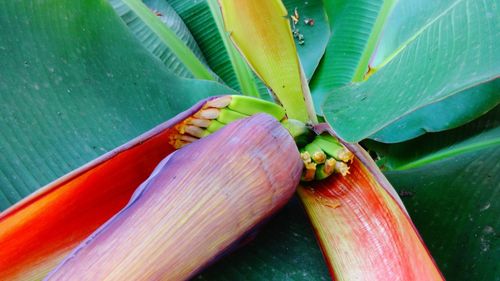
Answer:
[359,76,499,143]
[395,135,500,170]
[372,0,464,71]
[121,0,214,80]
[206,0,260,97]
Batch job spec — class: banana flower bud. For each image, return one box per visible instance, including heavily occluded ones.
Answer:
[0,97,300,280]
[45,113,302,280]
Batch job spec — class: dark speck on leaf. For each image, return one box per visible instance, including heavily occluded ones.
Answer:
[399,190,414,198]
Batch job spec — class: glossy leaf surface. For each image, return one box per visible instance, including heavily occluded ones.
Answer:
[166,0,262,95]
[218,0,313,122]
[388,151,499,281]
[0,0,232,210]
[167,0,328,93]
[365,106,500,171]
[323,0,499,142]
[109,0,212,79]
[284,0,330,80]
[309,0,390,108]
[370,79,499,143]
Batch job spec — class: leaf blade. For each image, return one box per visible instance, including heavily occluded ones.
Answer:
[111,0,214,79]
[206,0,260,97]
[369,79,500,143]
[310,0,385,107]
[323,0,500,142]
[0,0,233,211]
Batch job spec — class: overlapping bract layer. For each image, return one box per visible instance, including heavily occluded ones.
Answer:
[0,105,190,280]
[0,98,211,280]
[46,114,302,280]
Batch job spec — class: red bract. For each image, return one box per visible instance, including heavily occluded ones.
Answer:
[0,99,209,280]
[298,145,444,280]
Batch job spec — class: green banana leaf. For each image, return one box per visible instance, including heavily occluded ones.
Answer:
[309,0,393,108]
[367,0,500,143]
[364,107,500,171]
[166,0,265,96]
[365,107,500,280]
[108,0,213,79]
[323,0,500,143]
[1,0,499,280]
[0,0,233,209]
[166,0,329,93]
[370,79,499,143]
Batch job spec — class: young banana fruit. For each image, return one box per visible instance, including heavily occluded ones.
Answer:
[170,95,353,182]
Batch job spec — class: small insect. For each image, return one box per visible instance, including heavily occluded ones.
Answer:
[290,8,306,45]
[291,7,300,25]
[150,9,163,17]
[297,34,305,45]
[398,190,414,198]
[304,18,315,26]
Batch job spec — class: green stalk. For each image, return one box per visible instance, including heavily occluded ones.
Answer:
[121,0,214,80]
[207,0,260,97]
[352,0,397,81]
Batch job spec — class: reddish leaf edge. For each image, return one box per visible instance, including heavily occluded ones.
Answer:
[0,97,216,280]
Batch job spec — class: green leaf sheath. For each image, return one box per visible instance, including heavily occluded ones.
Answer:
[109,0,214,80]
[167,0,268,97]
[0,0,233,210]
[323,0,500,142]
[206,0,260,97]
